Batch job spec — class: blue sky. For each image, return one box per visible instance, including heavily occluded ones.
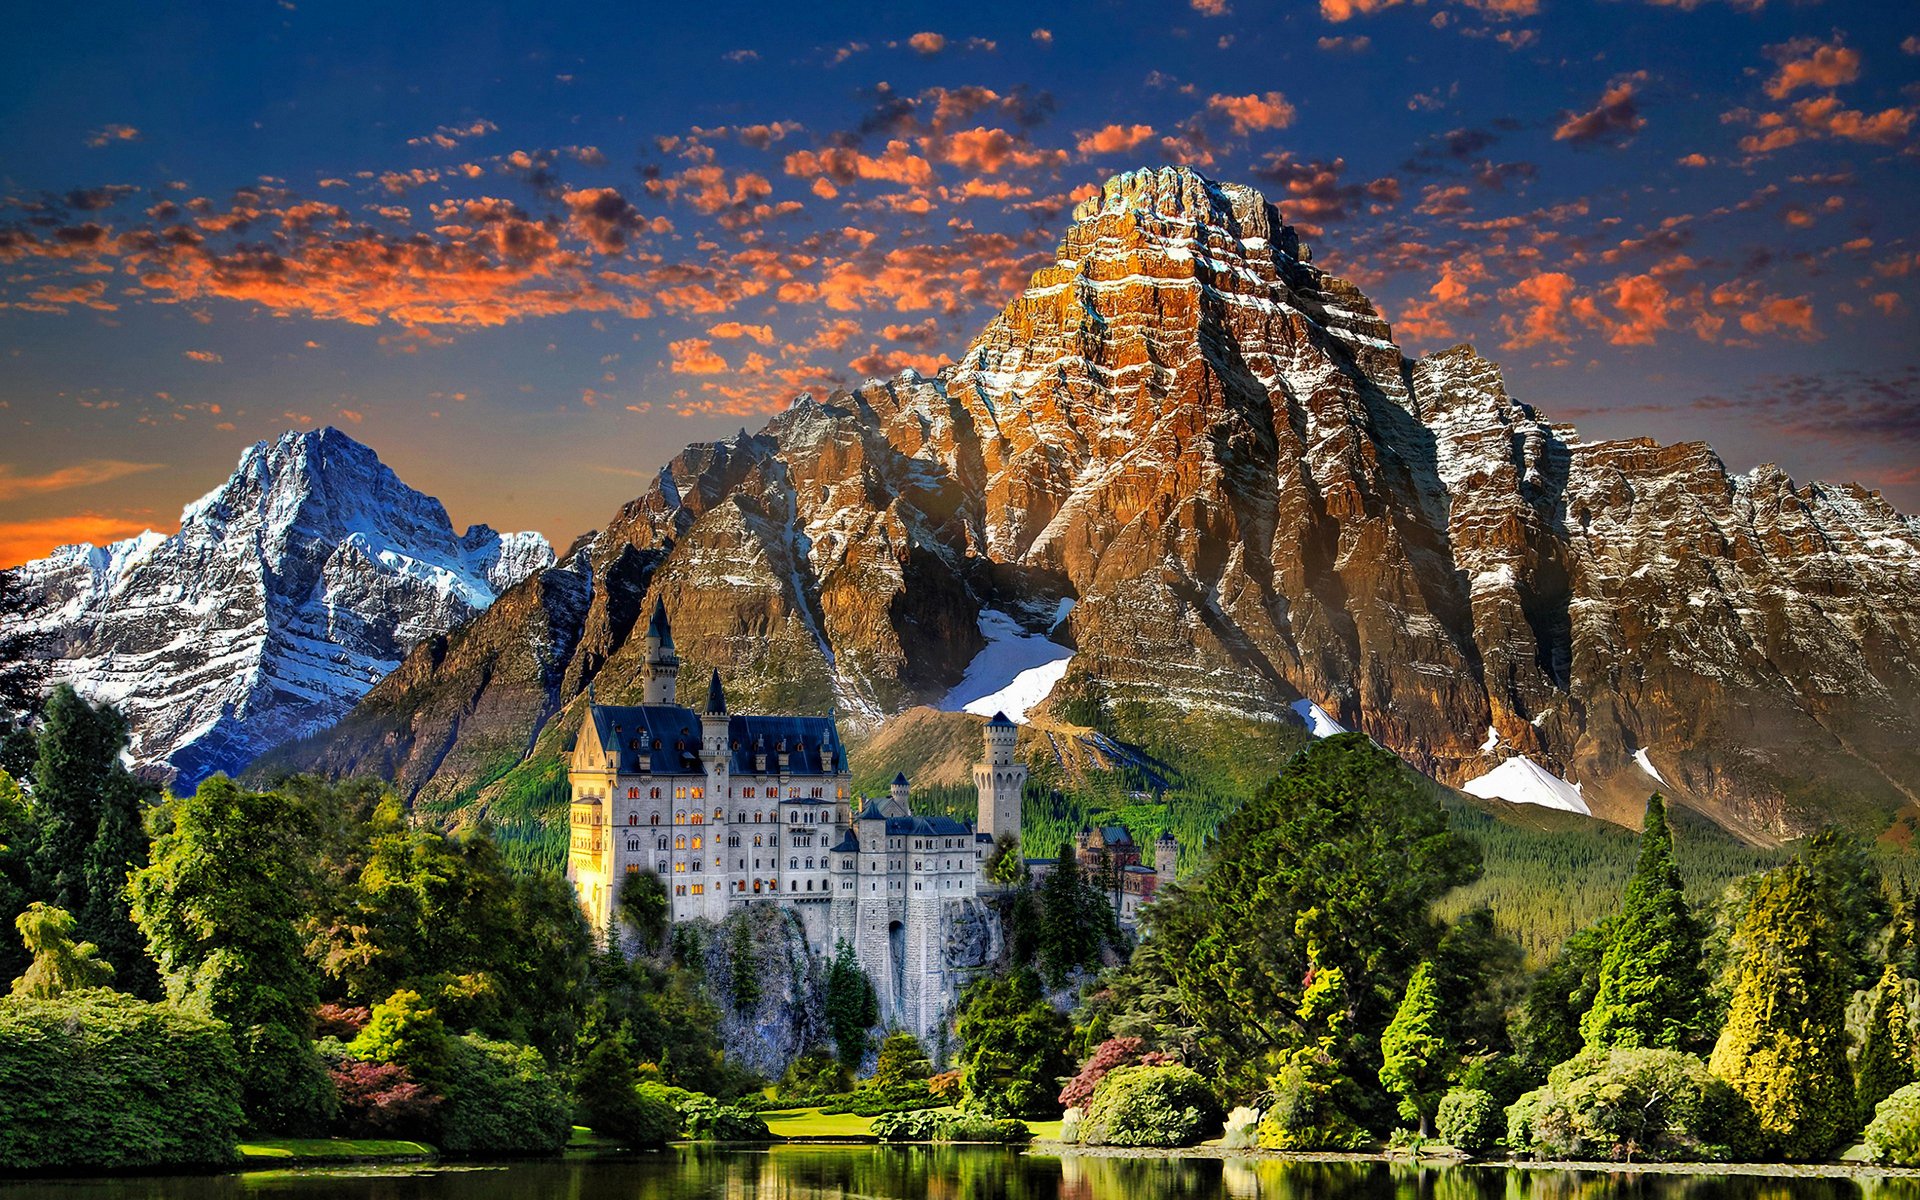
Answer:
[1,0,1915,561]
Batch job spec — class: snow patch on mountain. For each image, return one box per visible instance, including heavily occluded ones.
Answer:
[1634,748,1667,786]
[1290,699,1348,738]
[940,609,1073,724]
[1462,755,1591,815]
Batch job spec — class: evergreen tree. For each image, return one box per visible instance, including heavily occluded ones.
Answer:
[1890,880,1919,983]
[1580,794,1708,1052]
[955,968,1074,1119]
[10,901,113,996]
[1152,733,1479,1098]
[1709,861,1855,1160]
[25,685,156,997]
[1855,963,1916,1126]
[824,939,879,1068]
[1038,840,1102,984]
[727,917,759,1017]
[1517,919,1613,1072]
[870,1029,932,1094]
[130,777,334,1133]
[617,869,669,955]
[1378,961,1450,1136]
[1803,826,1889,992]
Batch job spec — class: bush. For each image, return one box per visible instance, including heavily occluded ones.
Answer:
[0,990,244,1170]
[1504,1049,1752,1162]
[328,1058,438,1138]
[1435,1088,1502,1156]
[679,1094,772,1140]
[1865,1082,1920,1166]
[776,1048,850,1104]
[1221,1105,1262,1149]
[438,1034,571,1158]
[1078,1063,1219,1148]
[1257,1060,1370,1150]
[869,1109,1032,1143]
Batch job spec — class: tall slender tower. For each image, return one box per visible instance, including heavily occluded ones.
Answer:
[972,711,1024,844]
[642,597,678,705]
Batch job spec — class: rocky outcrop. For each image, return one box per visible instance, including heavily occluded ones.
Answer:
[697,905,832,1079]
[276,167,1920,839]
[5,428,552,786]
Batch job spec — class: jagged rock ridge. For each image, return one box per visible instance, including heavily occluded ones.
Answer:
[7,427,553,785]
[274,167,1920,838]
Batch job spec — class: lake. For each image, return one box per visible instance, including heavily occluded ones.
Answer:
[3,1147,1916,1200]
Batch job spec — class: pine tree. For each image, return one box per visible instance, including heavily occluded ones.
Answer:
[1378,961,1450,1136]
[1802,826,1889,992]
[1709,861,1855,1160]
[1580,794,1707,1052]
[824,939,879,1068]
[1855,963,1916,1126]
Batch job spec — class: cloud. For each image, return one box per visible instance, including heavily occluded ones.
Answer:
[85,124,141,148]
[0,514,164,568]
[1320,0,1402,20]
[1729,95,1916,154]
[1191,0,1231,15]
[1251,153,1400,230]
[0,460,165,502]
[1764,37,1861,99]
[1031,28,1052,44]
[708,321,775,344]
[182,349,223,363]
[406,119,498,150]
[561,186,648,254]
[1554,74,1648,145]
[908,32,947,54]
[782,142,935,188]
[1316,35,1372,52]
[1205,91,1297,134]
[668,337,729,374]
[1076,124,1158,156]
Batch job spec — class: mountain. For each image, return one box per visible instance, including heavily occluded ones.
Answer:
[265,166,1920,844]
[6,427,553,785]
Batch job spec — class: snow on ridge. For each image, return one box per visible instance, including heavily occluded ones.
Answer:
[1633,747,1667,786]
[1462,755,1591,815]
[939,609,1074,724]
[1290,698,1347,738]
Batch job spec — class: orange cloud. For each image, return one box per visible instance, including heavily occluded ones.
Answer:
[932,127,1067,174]
[709,321,775,344]
[1605,273,1671,345]
[1764,38,1861,99]
[783,142,936,188]
[1498,272,1579,347]
[668,337,729,374]
[182,349,223,363]
[1076,124,1157,156]
[0,515,163,568]
[1554,74,1648,145]
[0,460,164,502]
[908,32,947,54]
[1733,95,1916,153]
[1206,91,1297,134]
[85,124,141,148]
[1319,0,1402,20]
[1191,0,1231,14]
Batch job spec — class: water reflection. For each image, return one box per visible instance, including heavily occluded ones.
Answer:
[0,1148,1916,1200]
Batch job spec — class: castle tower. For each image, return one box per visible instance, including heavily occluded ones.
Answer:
[972,711,1024,845]
[1155,830,1178,882]
[642,597,678,705]
[890,771,910,813]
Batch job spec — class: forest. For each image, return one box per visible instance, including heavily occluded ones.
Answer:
[5,673,1920,1171]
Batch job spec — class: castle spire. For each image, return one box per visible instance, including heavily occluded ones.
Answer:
[704,668,727,715]
[641,596,679,706]
[647,596,674,649]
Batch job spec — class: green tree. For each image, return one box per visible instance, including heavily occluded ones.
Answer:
[871,1029,932,1095]
[1517,919,1612,1072]
[1152,733,1479,1097]
[1803,826,1889,992]
[27,685,155,997]
[1038,841,1105,984]
[1379,961,1450,1136]
[617,869,669,955]
[825,939,879,1068]
[11,901,113,996]
[1431,906,1524,1060]
[728,917,759,1017]
[1256,954,1369,1149]
[955,969,1074,1119]
[1856,963,1916,1126]
[129,777,333,1133]
[575,1027,678,1147]
[1580,794,1708,1052]
[1709,861,1854,1159]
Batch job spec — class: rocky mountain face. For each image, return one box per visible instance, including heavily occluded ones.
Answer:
[274,167,1920,840]
[7,428,552,786]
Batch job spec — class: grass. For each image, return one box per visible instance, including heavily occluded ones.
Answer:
[237,1137,434,1162]
[755,1106,879,1139]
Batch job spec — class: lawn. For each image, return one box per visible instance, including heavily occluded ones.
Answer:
[755,1106,878,1139]
[238,1138,434,1162]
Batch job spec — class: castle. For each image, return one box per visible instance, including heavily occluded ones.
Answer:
[565,600,1025,1037]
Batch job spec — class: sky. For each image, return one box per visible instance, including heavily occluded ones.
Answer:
[1,0,1916,566]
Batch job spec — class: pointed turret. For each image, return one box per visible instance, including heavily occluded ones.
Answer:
[704,668,727,715]
[890,771,911,812]
[641,597,679,705]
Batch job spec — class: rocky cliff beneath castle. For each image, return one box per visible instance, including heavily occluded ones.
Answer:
[272,167,1920,839]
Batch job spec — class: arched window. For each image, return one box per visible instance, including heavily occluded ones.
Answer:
[692,835,703,851]
[650,813,660,826]
[674,810,685,824]
[805,857,814,869]
[650,787,661,800]
[744,787,755,799]
[626,838,638,852]
[790,857,798,870]
[754,834,763,846]
[675,835,686,850]
[714,806,723,820]
[628,787,639,799]
[691,786,704,800]
[628,812,638,826]
[657,836,668,851]
[691,812,704,826]
[789,811,799,824]
[753,811,762,823]
[675,787,687,800]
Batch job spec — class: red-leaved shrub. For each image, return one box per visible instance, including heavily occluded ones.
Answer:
[329,1058,440,1137]
[316,1003,373,1040]
[1059,1038,1177,1110]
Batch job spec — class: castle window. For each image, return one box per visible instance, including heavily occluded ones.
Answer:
[915,883,922,892]
[627,838,639,852]
[805,857,814,869]
[753,880,762,893]
[753,835,762,847]
[811,787,823,798]
[692,883,703,895]
[650,813,660,825]
[728,835,740,848]
[842,859,853,870]
[691,787,703,800]
[738,859,744,870]
[790,857,798,870]
[744,788,755,798]
[629,813,638,826]
[691,813,704,826]
[675,835,686,850]
[837,786,845,799]
[714,806,723,819]
[657,836,668,851]
[650,787,661,800]
[675,810,685,824]
[676,885,686,896]
[675,787,687,800]
[626,863,639,875]
[806,879,814,891]
[753,810,761,822]
[628,788,638,800]
[674,861,685,872]
[789,812,799,823]
[692,836,703,850]
[735,812,745,824]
